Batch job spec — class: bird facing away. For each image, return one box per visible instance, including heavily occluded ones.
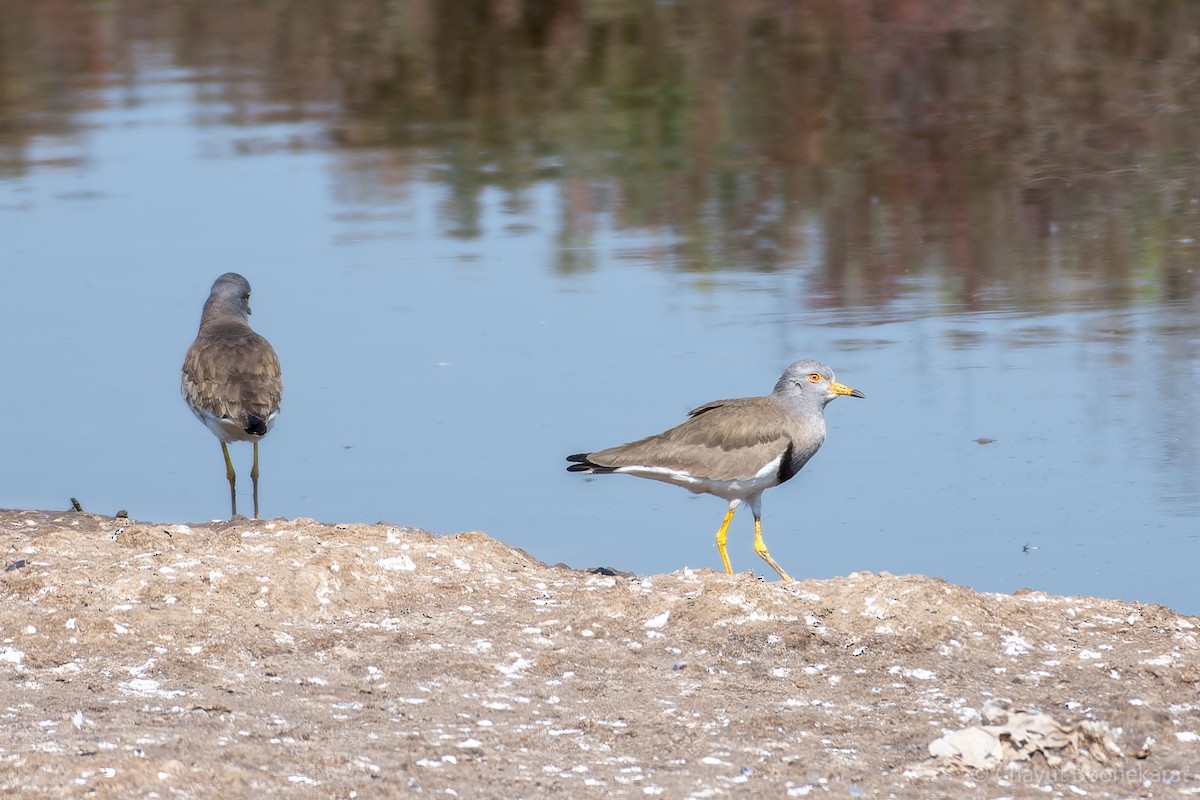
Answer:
[182,273,283,520]
[566,359,863,582]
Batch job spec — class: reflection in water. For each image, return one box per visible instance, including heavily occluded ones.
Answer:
[1,1,1199,610]
[4,0,1200,304]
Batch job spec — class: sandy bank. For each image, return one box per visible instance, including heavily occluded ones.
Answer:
[0,510,1197,798]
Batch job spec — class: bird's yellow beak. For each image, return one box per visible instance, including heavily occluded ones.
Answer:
[831,381,866,399]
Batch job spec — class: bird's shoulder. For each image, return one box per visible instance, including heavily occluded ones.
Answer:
[184,327,280,381]
[686,395,774,418]
[670,396,790,449]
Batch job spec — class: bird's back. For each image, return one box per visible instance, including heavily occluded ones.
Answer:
[182,321,282,442]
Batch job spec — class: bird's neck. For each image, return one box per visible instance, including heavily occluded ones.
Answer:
[198,314,252,336]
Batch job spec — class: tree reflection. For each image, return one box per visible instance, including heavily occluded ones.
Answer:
[2,0,1199,308]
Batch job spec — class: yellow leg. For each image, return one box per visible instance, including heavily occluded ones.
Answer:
[221,442,237,519]
[753,517,793,582]
[714,504,737,575]
[251,440,261,520]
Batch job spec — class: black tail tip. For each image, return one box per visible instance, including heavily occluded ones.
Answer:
[566,453,620,474]
[566,452,604,473]
[245,415,269,436]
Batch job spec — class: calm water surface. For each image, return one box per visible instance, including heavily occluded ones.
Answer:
[1,1,1198,613]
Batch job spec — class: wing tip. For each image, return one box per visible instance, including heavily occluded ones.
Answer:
[566,453,618,474]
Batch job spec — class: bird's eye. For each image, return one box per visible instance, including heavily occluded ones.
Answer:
[807,372,822,383]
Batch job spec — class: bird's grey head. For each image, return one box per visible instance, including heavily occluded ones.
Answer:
[774,359,866,406]
[202,272,254,322]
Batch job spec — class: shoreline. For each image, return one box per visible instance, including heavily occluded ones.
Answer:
[1,509,1197,798]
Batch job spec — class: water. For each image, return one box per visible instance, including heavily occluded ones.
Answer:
[2,1,1198,614]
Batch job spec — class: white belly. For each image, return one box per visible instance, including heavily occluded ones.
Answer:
[615,454,783,502]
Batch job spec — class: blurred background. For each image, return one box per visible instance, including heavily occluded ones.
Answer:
[1,0,1198,612]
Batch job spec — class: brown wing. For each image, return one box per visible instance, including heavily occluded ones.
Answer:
[182,327,282,430]
[587,398,793,481]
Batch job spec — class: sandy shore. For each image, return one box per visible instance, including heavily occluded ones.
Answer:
[0,509,1197,798]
